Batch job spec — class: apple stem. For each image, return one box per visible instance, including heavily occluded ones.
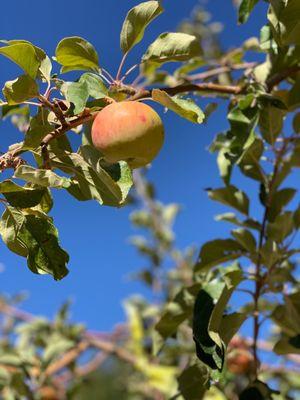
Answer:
[116,52,128,82]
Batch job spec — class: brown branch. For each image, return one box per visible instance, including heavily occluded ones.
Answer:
[86,334,136,365]
[266,65,300,92]
[40,112,96,148]
[44,341,90,377]
[129,82,243,102]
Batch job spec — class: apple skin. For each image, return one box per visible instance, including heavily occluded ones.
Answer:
[91,101,164,169]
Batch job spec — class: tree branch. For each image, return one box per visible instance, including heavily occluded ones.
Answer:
[129,82,243,101]
[266,65,300,92]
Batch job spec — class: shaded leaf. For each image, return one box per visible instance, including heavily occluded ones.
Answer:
[238,138,265,182]
[207,186,249,215]
[0,180,47,208]
[154,284,201,353]
[268,0,300,46]
[267,211,294,242]
[0,207,69,279]
[23,108,53,150]
[193,267,243,370]
[178,362,209,400]
[219,312,247,345]
[259,104,284,145]
[231,228,257,253]
[268,188,296,222]
[239,380,279,400]
[238,0,259,24]
[195,239,244,272]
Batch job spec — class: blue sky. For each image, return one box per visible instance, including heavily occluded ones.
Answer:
[0,1,268,331]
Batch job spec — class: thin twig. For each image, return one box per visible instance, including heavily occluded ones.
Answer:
[186,62,257,81]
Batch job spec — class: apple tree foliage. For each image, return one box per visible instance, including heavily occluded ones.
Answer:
[0,0,300,398]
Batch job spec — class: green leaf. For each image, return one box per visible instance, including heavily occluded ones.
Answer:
[23,108,53,150]
[100,161,133,203]
[0,42,40,78]
[3,39,52,81]
[142,32,202,65]
[259,104,284,145]
[231,228,257,253]
[193,267,243,370]
[152,89,204,123]
[3,75,39,105]
[238,138,265,182]
[268,0,300,46]
[0,207,69,279]
[18,212,69,280]
[219,312,247,345]
[293,204,300,228]
[43,336,74,364]
[177,362,209,400]
[268,188,296,222]
[293,112,300,133]
[267,211,294,242]
[120,1,164,53]
[238,0,259,24]
[174,57,205,77]
[239,381,279,400]
[0,180,47,208]
[273,334,300,355]
[14,165,71,189]
[55,36,100,73]
[289,76,300,109]
[210,105,259,184]
[272,292,300,338]
[63,73,107,114]
[195,239,244,272]
[0,207,27,257]
[215,212,261,231]
[207,186,249,215]
[153,284,201,354]
[51,151,127,206]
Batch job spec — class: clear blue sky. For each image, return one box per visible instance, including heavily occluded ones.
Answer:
[0,0,267,331]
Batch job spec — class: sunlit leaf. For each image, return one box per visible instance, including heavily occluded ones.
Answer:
[0,42,40,78]
[55,36,100,73]
[3,75,39,105]
[120,1,163,53]
[152,89,204,123]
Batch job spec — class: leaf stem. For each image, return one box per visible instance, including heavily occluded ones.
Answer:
[101,67,115,83]
[116,52,129,81]
[120,64,139,83]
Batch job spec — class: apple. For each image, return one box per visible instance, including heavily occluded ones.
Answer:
[91,101,164,169]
